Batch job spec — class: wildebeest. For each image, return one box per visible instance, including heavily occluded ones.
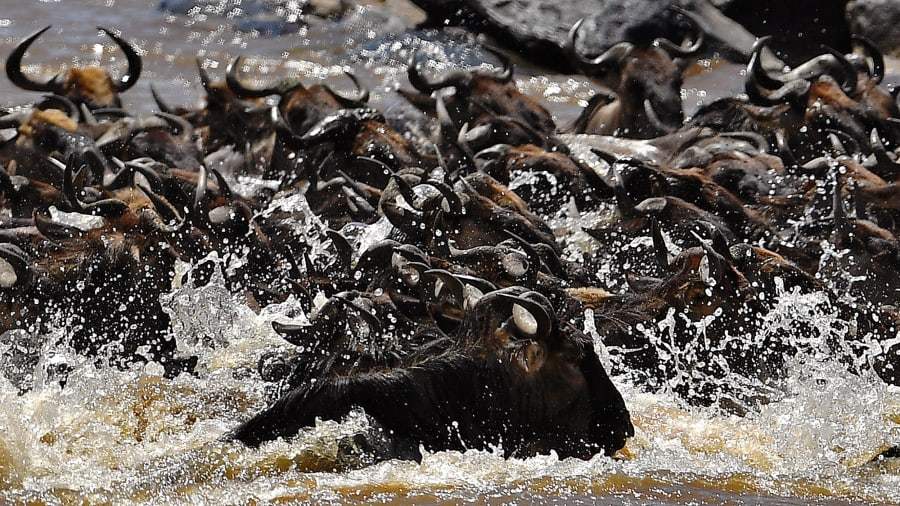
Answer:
[6,26,142,110]
[230,287,634,460]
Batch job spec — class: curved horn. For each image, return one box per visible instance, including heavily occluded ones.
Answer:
[355,155,393,178]
[746,37,787,89]
[406,50,470,94]
[851,35,884,84]
[745,40,810,105]
[62,154,128,218]
[209,168,234,200]
[33,207,84,241]
[0,243,31,288]
[653,6,705,57]
[193,164,209,215]
[37,94,79,121]
[695,235,725,287]
[352,238,401,275]
[79,103,98,125]
[504,229,545,278]
[98,27,142,92]
[435,93,459,141]
[82,198,130,218]
[420,180,463,216]
[398,260,429,288]
[340,187,374,219]
[326,229,354,268]
[393,243,430,266]
[719,131,769,153]
[826,129,860,157]
[389,173,419,209]
[137,183,186,233]
[531,242,567,279]
[196,58,214,94]
[62,154,85,212]
[495,292,552,340]
[454,274,498,294]
[226,55,281,98]
[643,99,675,134]
[154,112,194,143]
[774,130,797,167]
[105,157,133,190]
[869,128,897,168]
[477,46,514,83]
[566,19,634,74]
[422,269,465,305]
[127,160,165,193]
[5,26,60,93]
[820,45,857,95]
[331,293,383,333]
[698,221,733,261]
[337,70,370,104]
[150,84,172,113]
[271,321,315,347]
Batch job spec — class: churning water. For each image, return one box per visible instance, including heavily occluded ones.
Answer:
[0,0,898,504]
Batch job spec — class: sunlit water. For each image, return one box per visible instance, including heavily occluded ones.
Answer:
[1,1,899,504]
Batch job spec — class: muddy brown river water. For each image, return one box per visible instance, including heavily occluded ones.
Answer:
[0,0,899,504]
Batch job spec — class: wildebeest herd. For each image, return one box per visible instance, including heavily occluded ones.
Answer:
[0,12,899,462]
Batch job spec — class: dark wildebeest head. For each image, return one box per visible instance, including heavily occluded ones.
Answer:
[0,98,110,186]
[149,59,274,157]
[565,7,704,138]
[225,56,426,182]
[6,26,142,110]
[402,48,557,150]
[226,56,369,136]
[92,112,203,170]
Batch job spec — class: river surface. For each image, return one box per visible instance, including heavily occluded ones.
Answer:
[1,1,899,504]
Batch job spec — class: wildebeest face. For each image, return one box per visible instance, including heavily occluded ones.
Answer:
[403,48,556,142]
[226,56,369,135]
[6,26,142,110]
[566,9,703,138]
